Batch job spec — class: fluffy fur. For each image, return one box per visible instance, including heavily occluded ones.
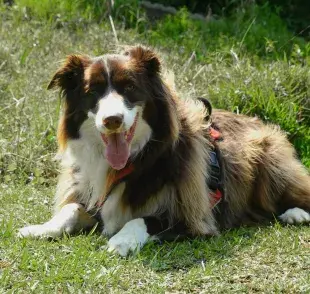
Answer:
[18,45,310,256]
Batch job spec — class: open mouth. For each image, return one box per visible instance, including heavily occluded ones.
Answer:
[101,113,139,170]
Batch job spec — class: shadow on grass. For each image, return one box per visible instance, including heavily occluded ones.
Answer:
[2,210,295,275]
[137,226,260,272]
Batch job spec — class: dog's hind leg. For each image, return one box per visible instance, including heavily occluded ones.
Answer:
[18,198,96,238]
[278,160,310,225]
[279,207,310,224]
[252,130,310,225]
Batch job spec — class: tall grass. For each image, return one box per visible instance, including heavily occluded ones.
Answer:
[12,0,142,28]
[147,3,309,61]
[0,1,309,187]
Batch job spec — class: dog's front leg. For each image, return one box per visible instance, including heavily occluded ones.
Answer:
[18,203,96,238]
[107,216,184,256]
[107,218,150,256]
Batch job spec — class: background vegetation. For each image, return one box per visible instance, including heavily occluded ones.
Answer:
[0,0,309,292]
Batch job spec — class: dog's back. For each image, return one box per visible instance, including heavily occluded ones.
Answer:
[210,109,310,228]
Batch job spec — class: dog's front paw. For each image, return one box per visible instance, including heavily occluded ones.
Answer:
[17,223,65,239]
[107,234,139,257]
[106,218,149,257]
[18,224,50,238]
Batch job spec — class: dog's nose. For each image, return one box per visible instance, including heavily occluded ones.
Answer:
[103,114,124,130]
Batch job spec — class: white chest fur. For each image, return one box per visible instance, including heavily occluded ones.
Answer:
[61,119,132,235]
[63,141,108,209]
[100,183,132,236]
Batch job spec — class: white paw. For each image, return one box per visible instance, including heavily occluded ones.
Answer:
[279,207,310,224]
[17,203,82,239]
[107,218,149,257]
[18,225,45,238]
[17,223,64,238]
[107,234,139,257]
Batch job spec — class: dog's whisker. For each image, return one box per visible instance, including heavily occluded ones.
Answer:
[149,138,166,143]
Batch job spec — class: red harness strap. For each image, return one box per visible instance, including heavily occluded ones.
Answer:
[209,126,223,209]
[96,163,134,208]
[210,188,222,208]
[209,127,221,140]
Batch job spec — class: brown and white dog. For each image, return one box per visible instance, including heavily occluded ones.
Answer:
[18,46,310,256]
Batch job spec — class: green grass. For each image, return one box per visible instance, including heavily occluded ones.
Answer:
[1,185,310,293]
[0,2,310,292]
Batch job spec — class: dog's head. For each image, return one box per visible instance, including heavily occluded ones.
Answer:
[48,46,178,170]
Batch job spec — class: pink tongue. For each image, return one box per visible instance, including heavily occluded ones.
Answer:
[104,133,129,170]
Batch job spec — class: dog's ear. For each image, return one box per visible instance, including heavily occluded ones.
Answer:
[47,55,91,91]
[197,97,212,122]
[125,45,161,75]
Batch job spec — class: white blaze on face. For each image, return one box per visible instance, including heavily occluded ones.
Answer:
[95,91,138,132]
[94,90,140,170]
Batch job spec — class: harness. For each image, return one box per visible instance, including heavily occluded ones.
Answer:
[89,163,134,227]
[207,126,224,209]
[95,126,224,210]
[96,163,134,208]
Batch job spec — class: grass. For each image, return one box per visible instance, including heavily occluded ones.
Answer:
[1,185,310,292]
[0,1,310,293]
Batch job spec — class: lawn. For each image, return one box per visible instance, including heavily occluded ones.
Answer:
[0,2,310,293]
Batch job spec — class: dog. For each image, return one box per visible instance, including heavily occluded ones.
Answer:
[18,45,310,256]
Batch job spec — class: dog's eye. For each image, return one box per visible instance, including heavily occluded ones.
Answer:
[87,90,96,96]
[124,84,135,93]
[86,90,99,100]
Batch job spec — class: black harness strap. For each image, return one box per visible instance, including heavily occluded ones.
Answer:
[197,97,225,209]
[207,124,225,209]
